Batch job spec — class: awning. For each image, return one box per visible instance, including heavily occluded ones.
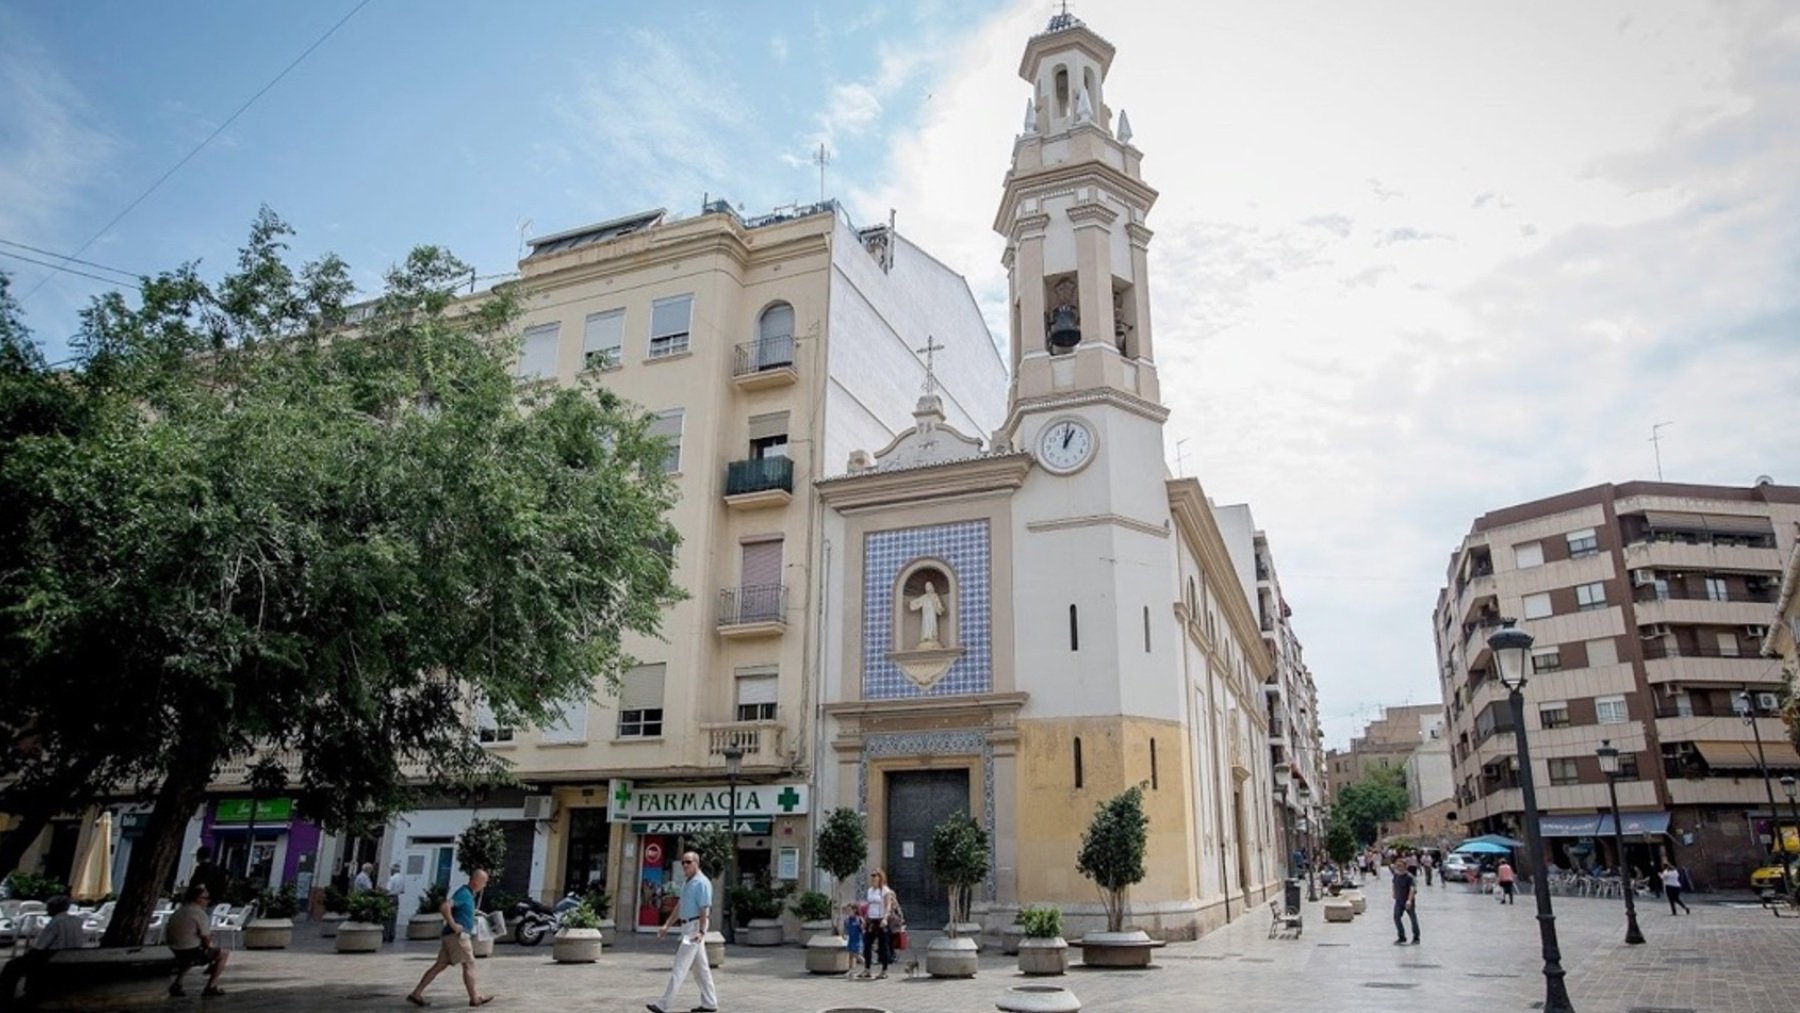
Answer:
[1694,740,1800,770]
[1594,811,1671,836]
[1640,510,1772,536]
[1537,815,1601,837]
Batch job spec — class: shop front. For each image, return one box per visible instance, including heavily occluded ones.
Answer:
[607,779,811,933]
[200,797,322,900]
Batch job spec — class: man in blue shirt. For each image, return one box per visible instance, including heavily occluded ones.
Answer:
[649,851,718,1013]
[407,868,493,1008]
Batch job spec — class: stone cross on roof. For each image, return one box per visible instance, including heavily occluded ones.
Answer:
[916,334,945,397]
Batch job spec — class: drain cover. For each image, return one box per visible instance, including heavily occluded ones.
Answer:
[1363,982,1418,990]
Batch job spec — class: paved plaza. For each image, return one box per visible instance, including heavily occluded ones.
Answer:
[154,883,1798,1013]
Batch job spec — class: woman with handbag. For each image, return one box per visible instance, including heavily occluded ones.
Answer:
[857,869,900,979]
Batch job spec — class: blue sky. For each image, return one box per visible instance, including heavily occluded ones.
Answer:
[5,0,1800,750]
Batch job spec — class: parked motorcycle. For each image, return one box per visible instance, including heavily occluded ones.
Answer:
[510,892,585,946]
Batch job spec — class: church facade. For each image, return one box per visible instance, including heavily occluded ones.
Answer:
[816,14,1281,940]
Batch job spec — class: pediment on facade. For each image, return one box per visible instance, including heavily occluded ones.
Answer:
[818,452,1032,510]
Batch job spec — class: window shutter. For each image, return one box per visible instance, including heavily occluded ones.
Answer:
[747,411,789,441]
[735,674,778,707]
[741,540,783,587]
[540,689,590,743]
[758,303,794,342]
[651,296,692,338]
[620,664,665,711]
[520,323,560,378]
[584,311,623,354]
[648,410,683,472]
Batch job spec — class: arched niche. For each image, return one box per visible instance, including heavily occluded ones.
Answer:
[886,558,964,691]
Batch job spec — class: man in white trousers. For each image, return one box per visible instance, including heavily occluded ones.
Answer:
[648,851,718,1013]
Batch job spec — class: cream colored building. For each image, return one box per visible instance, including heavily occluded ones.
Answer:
[813,13,1280,941]
[373,201,1007,924]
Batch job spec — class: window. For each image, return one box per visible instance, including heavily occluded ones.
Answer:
[1069,604,1079,651]
[1143,606,1151,653]
[1616,752,1640,780]
[1704,577,1728,603]
[473,701,513,743]
[1514,541,1544,569]
[748,411,789,459]
[519,322,560,379]
[1538,703,1570,730]
[540,687,590,744]
[1150,738,1158,790]
[1523,592,1553,620]
[1717,631,1740,658]
[734,669,778,722]
[1586,637,1618,667]
[1595,695,1628,724]
[648,294,693,358]
[648,409,684,473]
[1073,737,1084,788]
[582,310,624,370]
[1575,582,1606,611]
[1565,528,1598,557]
[754,303,795,369]
[617,663,665,738]
[1547,757,1581,786]
[1531,647,1562,673]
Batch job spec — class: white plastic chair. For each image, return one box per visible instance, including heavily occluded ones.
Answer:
[209,903,233,927]
[212,908,250,950]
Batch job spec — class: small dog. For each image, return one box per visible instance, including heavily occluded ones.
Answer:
[903,957,921,978]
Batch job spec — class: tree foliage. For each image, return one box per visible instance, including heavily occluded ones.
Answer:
[1331,768,1410,846]
[928,810,990,931]
[1076,786,1148,932]
[814,807,867,906]
[0,209,683,945]
[1324,814,1357,866]
[687,826,733,881]
[457,819,508,879]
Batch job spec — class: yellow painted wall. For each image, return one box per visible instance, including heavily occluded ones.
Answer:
[1014,715,1195,907]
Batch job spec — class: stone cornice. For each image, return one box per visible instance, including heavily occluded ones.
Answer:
[1066,201,1120,226]
[818,453,1034,511]
[1126,223,1155,248]
[522,216,833,290]
[825,691,1030,727]
[1026,513,1168,539]
[994,157,1159,234]
[1167,478,1274,682]
[1003,385,1170,435]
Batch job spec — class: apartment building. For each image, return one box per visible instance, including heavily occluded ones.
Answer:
[1437,480,1800,887]
[1324,703,1443,801]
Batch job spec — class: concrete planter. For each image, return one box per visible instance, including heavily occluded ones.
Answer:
[318,912,347,938]
[335,921,384,953]
[998,984,1083,1012]
[805,932,851,974]
[408,914,443,940]
[945,921,984,946]
[552,927,603,963]
[595,918,617,946]
[743,918,785,946]
[243,918,294,950]
[1341,890,1366,915]
[999,923,1026,955]
[800,918,836,945]
[1322,900,1355,923]
[1074,930,1158,968]
[926,935,979,978]
[1017,936,1068,976]
[703,930,725,968]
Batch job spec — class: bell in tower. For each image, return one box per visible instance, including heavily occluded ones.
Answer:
[1045,277,1081,353]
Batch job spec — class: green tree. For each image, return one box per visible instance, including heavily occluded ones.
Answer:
[815,807,867,912]
[1332,768,1410,846]
[0,210,683,946]
[457,819,508,881]
[687,826,734,881]
[1076,785,1148,932]
[1324,813,1357,866]
[927,811,990,934]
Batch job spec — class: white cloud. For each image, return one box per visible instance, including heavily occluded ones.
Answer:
[770,33,789,64]
[856,0,1800,748]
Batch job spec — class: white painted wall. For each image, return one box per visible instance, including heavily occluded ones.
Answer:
[378,806,548,921]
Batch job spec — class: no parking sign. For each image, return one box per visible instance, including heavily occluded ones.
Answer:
[643,841,664,867]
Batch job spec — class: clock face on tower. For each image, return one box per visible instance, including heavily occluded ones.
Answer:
[1037,417,1096,474]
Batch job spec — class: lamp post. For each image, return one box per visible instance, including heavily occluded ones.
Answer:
[1299,783,1319,901]
[1735,687,1791,900]
[1490,619,1575,1013]
[1275,765,1295,881]
[1782,776,1800,891]
[1595,741,1646,945]
[722,744,744,944]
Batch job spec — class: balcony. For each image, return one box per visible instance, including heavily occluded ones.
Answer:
[1643,641,1765,662]
[724,456,794,510]
[717,584,788,638]
[1633,593,1777,628]
[701,721,787,765]
[1644,651,1775,686]
[1623,539,1779,573]
[211,749,302,788]
[732,335,797,390]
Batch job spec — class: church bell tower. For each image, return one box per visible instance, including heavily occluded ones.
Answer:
[995,11,1160,435]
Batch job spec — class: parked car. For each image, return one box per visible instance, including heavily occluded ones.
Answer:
[1749,857,1799,891]
[1442,853,1475,879]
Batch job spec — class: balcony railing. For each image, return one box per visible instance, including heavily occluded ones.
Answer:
[1642,641,1761,661]
[1633,583,1775,604]
[718,584,787,627]
[725,456,794,497]
[733,335,795,376]
[701,720,786,763]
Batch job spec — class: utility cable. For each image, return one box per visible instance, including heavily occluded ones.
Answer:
[0,249,136,287]
[23,0,372,301]
[0,239,140,282]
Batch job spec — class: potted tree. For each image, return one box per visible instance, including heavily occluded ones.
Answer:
[1074,785,1159,967]
[1017,904,1069,975]
[806,807,866,974]
[582,882,617,945]
[790,890,834,945]
[925,810,988,979]
[408,884,448,940]
[337,891,392,953]
[244,884,300,950]
[729,876,791,946]
[551,901,604,963]
[319,884,350,937]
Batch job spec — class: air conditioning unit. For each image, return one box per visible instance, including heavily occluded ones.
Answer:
[1631,570,1656,586]
[523,795,557,821]
[1757,693,1780,711]
[1744,625,1769,639]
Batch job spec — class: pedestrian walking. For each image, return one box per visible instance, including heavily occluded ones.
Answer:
[857,869,900,979]
[1496,860,1516,904]
[1391,859,1419,945]
[647,851,717,1013]
[406,868,494,1008]
[842,902,865,975]
[1661,863,1690,914]
[1421,852,1434,887]
[384,862,406,942]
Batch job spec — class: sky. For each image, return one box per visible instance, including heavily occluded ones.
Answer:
[4,0,1799,750]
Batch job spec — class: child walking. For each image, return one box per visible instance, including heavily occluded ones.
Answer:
[843,903,865,976]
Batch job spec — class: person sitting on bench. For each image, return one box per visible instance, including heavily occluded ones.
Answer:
[166,884,229,998]
[0,895,87,1004]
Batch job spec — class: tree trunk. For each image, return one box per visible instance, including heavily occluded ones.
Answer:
[101,750,215,948]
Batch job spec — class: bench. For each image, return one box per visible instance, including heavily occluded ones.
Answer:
[1267,900,1302,939]
[13,947,177,1010]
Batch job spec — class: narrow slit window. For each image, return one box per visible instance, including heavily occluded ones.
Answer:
[1069,604,1079,651]
[1143,606,1151,652]
[1074,737,1084,788]
[1150,738,1158,790]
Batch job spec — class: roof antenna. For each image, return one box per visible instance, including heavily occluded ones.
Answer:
[813,143,832,204]
[516,218,533,263]
[1649,420,1674,481]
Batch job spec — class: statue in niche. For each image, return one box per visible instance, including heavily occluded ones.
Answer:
[907,581,946,648]
[1045,277,1081,352]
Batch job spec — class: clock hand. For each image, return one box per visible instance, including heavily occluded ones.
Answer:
[1061,426,1073,449]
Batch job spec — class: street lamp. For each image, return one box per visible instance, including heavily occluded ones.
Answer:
[722,744,744,945]
[1299,783,1319,901]
[1490,618,1575,1013]
[1735,687,1791,900]
[1275,764,1295,881]
[1595,741,1645,945]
